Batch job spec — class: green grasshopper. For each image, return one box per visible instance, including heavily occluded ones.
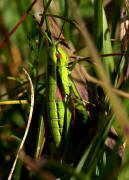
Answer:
[47,44,71,148]
[31,12,73,149]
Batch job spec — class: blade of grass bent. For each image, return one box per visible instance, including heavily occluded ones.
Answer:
[8,69,34,180]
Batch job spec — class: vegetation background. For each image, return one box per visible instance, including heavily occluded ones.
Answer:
[0,0,129,179]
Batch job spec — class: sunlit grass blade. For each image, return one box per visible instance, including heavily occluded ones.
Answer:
[0,100,28,105]
[94,0,114,76]
[102,8,114,75]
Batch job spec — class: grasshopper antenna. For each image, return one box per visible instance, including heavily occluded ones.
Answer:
[55,20,66,47]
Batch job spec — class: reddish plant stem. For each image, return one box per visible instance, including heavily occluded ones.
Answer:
[0,0,37,49]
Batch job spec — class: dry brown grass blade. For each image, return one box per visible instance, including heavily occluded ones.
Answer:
[69,0,129,148]
[85,71,129,100]
[103,0,112,7]
[0,100,28,105]
[8,68,34,180]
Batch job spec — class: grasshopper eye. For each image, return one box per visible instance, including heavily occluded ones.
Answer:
[56,49,62,60]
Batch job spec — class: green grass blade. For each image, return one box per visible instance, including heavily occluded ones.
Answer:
[97,137,123,180]
[64,97,72,155]
[93,0,103,53]
[94,0,114,75]
[102,8,114,75]
[43,160,87,180]
[35,115,45,159]
[70,114,113,180]
[40,0,52,27]
[77,116,113,172]
[111,0,122,38]
[13,159,23,180]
